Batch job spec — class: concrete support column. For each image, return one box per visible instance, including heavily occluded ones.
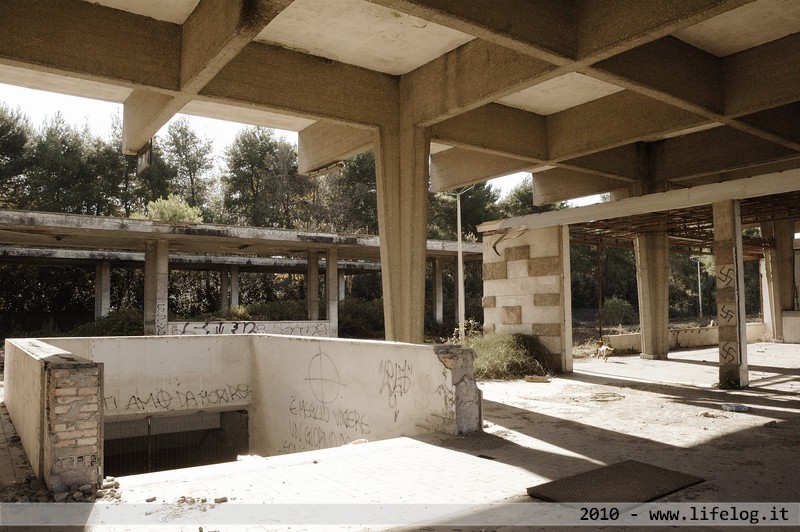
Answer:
[143,240,169,336]
[713,200,748,388]
[326,248,339,337]
[94,260,111,318]
[338,270,346,301]
[307,250,319,320]
[220,269,230,312]
[634,232,670,359]
[374,123,430,342]
[230,266,240,308]
[761,219,796,340]
[433,258,444,324]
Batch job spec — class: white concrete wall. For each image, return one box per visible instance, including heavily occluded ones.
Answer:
[249,336,470,456]
[168,321,331,337]
[603,323,769,352]
[782,312,800,343]
[4,339,48,477]
[45,336,253,421]
[16,334,479,463]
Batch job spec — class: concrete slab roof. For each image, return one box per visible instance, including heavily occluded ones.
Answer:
[1,0,799,202]
[0,210,481,263]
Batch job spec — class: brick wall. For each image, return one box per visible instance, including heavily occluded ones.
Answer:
[44,360,103,494]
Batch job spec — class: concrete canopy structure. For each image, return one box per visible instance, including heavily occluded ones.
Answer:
[2,0,800,342]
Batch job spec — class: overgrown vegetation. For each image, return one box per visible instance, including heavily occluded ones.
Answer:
[458,325,549,380]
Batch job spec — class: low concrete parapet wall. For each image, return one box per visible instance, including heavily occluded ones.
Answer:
[6,334,481,483]
[250,336,481,456]
[46,336,253,421]
[602,322,768,352]
[4,339,103,496]
[168,320,331,337]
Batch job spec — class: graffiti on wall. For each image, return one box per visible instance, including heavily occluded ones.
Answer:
[168,321,330,337]
[102,383,252,413]
[379,359,412,421]
[278,349,372,454]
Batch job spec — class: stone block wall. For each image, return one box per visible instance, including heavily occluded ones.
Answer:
[482,225,572,372]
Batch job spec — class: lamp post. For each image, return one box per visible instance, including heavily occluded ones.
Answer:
[448,185,474,342]
[689,256,703,321]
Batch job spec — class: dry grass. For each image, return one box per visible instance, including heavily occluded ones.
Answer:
[462,332,549,380]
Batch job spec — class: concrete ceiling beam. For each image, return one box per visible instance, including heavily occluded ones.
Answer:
[0,0,180,91]
[366,0,577,64]
[298,121,374,175]
[430,103,547,162]
[122,0,291,154]
[532,169,628,206]
[546,91,709,161]
[401,39,557,126]
[576,0,754,61]
[429,148,532,192]
[654,127,799,182]
[724,32,800,117]
[591,37,723,114]
[203,43,399,128]
[480,169,800,233]
[562,145,640,182]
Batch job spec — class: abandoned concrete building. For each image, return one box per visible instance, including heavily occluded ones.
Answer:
[1,0,800,525]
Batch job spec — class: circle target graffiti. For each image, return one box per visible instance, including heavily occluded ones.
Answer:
[306,351,344,404]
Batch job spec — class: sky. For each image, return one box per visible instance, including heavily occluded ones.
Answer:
[0,83,529,197]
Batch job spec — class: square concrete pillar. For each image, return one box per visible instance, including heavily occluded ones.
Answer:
[374,124,430,343]
[230,265,240,308]
[143,240,169,336]
[220,269,230,312]
[94,260,111,318]
[338,270,346,301]
[326,249,339,337]
[713,200,748,388]
[433,258,444,324]
[307,250,319,320]
[761,219,796,341]
[634,232,670,359]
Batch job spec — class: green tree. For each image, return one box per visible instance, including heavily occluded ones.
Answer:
[319,151,378,233]
[163,117,212,210]
[0,103,32,208]
[223,127,309,228]
[496,175,566,217]
[22,114,94,213]
[428,183,500,240]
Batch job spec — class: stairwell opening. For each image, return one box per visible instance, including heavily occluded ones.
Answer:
[103,410,249,477]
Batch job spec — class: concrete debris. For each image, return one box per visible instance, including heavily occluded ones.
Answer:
[721,403,749,412]
[525,375,550,383]
[698,411,725,418]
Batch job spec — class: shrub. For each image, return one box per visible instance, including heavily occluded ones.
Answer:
[462,332,549,380]
[133,194,203,223]
[338,298,384,339]
[602,296,637,325]
[67,308,144,337]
